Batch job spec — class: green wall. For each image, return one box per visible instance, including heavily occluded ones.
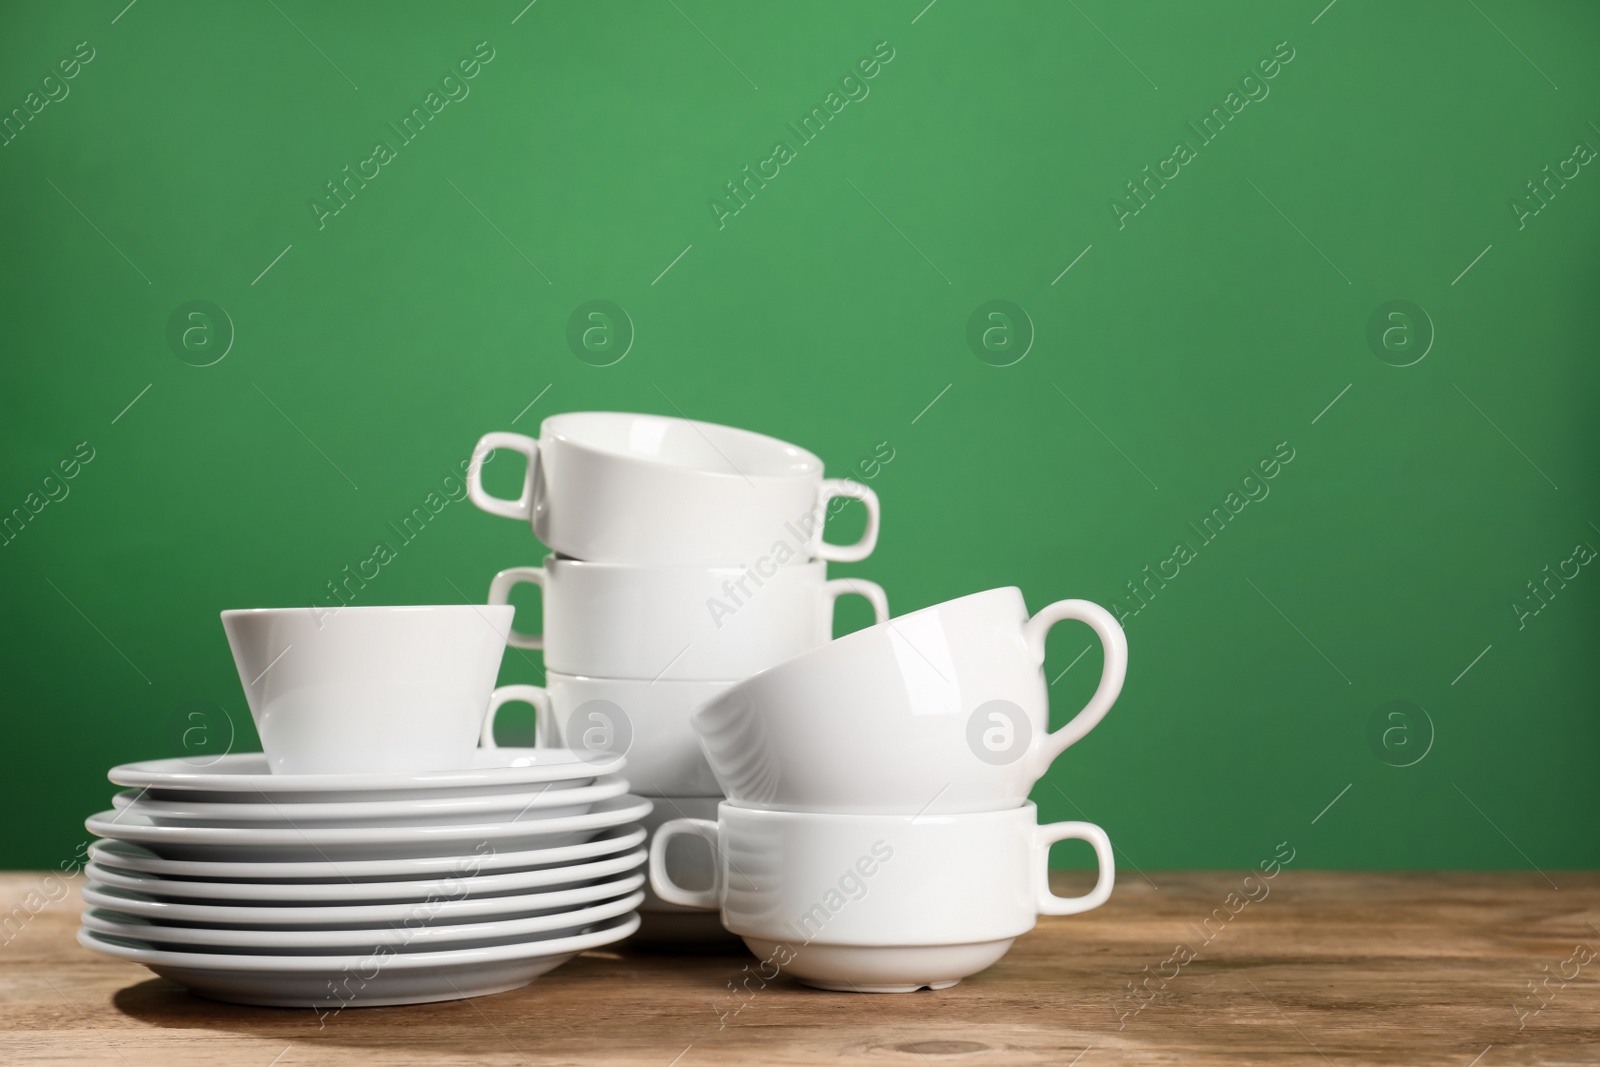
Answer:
[2,1,1596,871]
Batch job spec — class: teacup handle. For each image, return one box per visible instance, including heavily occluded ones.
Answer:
[815,479,881,563]
[648,817,723,910]
[1025,599,1128,768]
[487,566,546,650]
[467,432,539,522]
[1033,820,1115,916]
[822,577,889,630]
[481,684,555,748]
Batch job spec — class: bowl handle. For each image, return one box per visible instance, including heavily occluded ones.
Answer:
[649,817,723,910]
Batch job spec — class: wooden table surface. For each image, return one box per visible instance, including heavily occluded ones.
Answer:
[3,871,1596,1066]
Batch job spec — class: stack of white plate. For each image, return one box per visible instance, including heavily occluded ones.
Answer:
[78,750,651,1008]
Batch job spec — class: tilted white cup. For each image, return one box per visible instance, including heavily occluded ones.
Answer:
[487,558,888,681]
[692,588,1127,814]
[650,801,1114,992]
[221,606,517,775]
[482,672,733,797]
[466,412,881,566]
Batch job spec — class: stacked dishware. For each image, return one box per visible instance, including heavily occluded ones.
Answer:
[79,604,651,1007]
[468,413,889,944]
[650,587,1130,992]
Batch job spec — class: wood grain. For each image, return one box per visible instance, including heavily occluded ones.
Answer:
[1,871,1596,1065]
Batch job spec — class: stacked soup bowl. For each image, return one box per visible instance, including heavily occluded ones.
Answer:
[651,588,1129,991]
[78,605,651,1008]
[469,412,889,943]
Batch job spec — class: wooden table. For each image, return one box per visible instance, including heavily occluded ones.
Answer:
[3,872,1596,1065]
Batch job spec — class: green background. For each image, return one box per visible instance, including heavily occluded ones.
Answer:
[2,1,1596,872]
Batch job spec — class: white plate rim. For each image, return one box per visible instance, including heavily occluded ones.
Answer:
[86,795,653,849]
[108,749,624,793]
[109,777,627,822]
[77,910,641,972]
[80,873,643,925]
[85,824,646,881]
[82,847,646,903]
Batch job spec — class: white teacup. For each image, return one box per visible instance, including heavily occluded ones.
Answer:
[488,558,888,681]
[466,412,881,566]
[693,588,1127,814]
[483,673,733,796]
[650,801,1114,992]
[221,606,515,775]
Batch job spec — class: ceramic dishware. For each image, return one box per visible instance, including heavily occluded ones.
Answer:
[86,795,654,862]
[86,826,647,886]
[633,796,738,946]
[107,748,609,803]
[221,605,516,774]
[649,801,1113,992]
[466,413,881,565]
[77,913,640,1007]
[693,588,1127,814]
[488,558,888,680]
[483,674,733,796]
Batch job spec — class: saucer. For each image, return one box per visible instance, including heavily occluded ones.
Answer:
[78,912,640,1007]
[109,749,619,800]
[86,795,655,861]
[86,824,646,884]
[110,776,626,827]
[84,846,646,904]
[82,885,646,948]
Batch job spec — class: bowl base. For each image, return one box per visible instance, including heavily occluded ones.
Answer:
[740,937,1015,993]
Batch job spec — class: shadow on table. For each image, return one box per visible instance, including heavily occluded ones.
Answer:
[108,946,754,1051]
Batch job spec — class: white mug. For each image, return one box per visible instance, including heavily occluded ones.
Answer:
[466,412,881,566]
[488,558,888,681]
[221,606,515,775]
[482,672,733,796]
[693,588,1127,814]
[650,802,1113,992]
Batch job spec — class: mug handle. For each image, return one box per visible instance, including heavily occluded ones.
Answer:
[815,479,881,563]
[648,817,723,910]
[1024,599,1128,767]
[487,566,546,650]
[481,684,554,749]
[1033,820,1116,916]
[467,432,539,522]
[822,577,889,632]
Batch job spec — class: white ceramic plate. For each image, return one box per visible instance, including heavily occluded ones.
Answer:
[78,912,639,1007]
[84,847,645,904]
[79,883,643,940]
[109,777,626,827]
[109,749,619,800]
[86,825,645,884]
[86,795,654,861]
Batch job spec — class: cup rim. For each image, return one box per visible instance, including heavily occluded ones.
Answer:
[221,605,516,621]
[714,799,1039,827]
[541,411,825,482]
[540,554,823,577]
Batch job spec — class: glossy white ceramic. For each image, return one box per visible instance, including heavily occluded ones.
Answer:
[107,748,609,801]
[693,588,1127,814]
[84,846,647,904]
[86,795,654,862]
[77,912,640,1007]
[81,880,645,936]
[466,412,881,565]
[221,605,515,774]
[649,802,1114,992]
[488,558,888,681]
[631,796,738,947]
[108,776,625,828]
[87,825,646,884]
[484,674,732,797]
